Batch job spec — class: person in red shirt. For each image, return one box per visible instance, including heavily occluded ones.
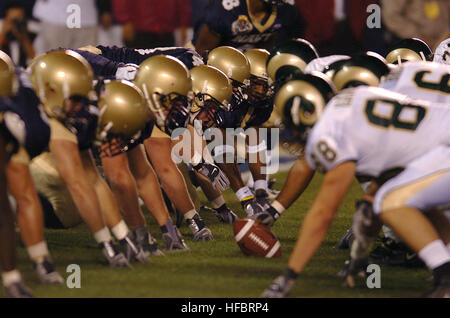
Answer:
[112,0,191,48]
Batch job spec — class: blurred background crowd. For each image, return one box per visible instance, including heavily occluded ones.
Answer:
[0,0,448,67]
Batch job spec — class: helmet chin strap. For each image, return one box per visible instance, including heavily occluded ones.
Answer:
[419,51,426,61]
[142,83,166,129]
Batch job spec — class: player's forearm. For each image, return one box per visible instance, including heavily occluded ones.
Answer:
[276,157,314,209]
[287,205,335,273]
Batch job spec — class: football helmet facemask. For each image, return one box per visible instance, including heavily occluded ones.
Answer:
[0,50,18,97]
[135,55,192,135]
[275,72,336,145]
[267,38,319,85]
[96,80,149,157]
[190,65,232,129]
[385,38,433,65]
[244,48,274,108]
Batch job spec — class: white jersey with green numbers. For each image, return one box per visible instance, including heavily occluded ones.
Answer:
[305,86,450,179]
[380,61,450,104]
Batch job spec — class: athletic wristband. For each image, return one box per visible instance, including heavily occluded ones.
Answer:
[272,200,286,214]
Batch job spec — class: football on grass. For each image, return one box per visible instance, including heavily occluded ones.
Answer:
[233,218,281,258]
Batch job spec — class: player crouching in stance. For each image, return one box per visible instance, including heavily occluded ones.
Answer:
[29,50,146,267]
[0,50,37,297]
[261,67,450,297]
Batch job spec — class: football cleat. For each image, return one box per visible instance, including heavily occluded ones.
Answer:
[423,276,450,298]
[214,206,238,224]
[100,240,131,268]
[241,198,264,217]
[186,214,214,241]
[261,275,296,298]
[162,224,190,252]
[133,226,164,256]
[3,280,33,298]
[202,205,238,224]
[34,258,64,285]
[369,237,424,268]
[119,233,150,264]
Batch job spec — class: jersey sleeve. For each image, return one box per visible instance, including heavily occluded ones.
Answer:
[305,111,359,173]
[72,48,121,77]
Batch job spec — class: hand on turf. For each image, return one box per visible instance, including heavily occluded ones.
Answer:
[261,275,295,298]
[337,257,368,288]
[251,205,280,227]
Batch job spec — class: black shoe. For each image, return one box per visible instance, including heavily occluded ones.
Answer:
[423,276,450,298]
[3,280,33,298]
[100,240,131,268]
[133,227,165,257]
[34,257,64,284]
[369,237,424,268]
[201,205,238,224]
[241,198,264,217]
[119,233,150,264]
[162,229,190,252]
[335,227,355,250]
[186,214,214,241]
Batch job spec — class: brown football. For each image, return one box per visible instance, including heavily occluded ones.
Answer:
[233,218,281,258]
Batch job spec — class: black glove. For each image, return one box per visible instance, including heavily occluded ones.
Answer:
[241,198,264,217]
[337,257,368,288]
[251,205,280,227]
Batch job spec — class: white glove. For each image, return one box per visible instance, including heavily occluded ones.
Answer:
[115,63,139,81]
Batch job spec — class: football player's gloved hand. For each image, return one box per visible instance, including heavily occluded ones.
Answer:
[193,161,230,191]
[261,271,296,298]
[115,63,139,81]
[251,205,280,227]
[241,198,264,218]
[337,256,368,288]
[352,199,378,251]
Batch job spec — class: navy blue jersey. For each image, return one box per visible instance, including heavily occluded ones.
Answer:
[0,68,50,160]
[96,46,204,70]
[193,0,303,51]
[218,95,273,129]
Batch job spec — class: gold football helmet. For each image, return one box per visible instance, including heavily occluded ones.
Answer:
[0,50,18,97]
[190,64,232,129]
[97,80,149,157]
[207,46,250,86]
[134,55,192,134]
[29,50,95,119]
[267,38,319,84]
[244,48,273,107]
[275,73,336,145]
[331,52,390,91]
[386,38,433,65]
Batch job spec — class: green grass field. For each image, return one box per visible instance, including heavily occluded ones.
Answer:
[4,171,431,298]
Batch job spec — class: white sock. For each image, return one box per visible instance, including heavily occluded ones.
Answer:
[183,209,197,220]
[93,227,112,244]
[418,240,450,270]
[236,186,254,202]
[447,243,450,254]
[27,241,49,263]
[254,179,268,192]
[111,220,129,241]
[2,269,22,287]
[211,196,225,209]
